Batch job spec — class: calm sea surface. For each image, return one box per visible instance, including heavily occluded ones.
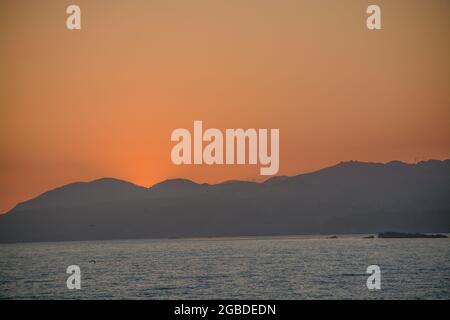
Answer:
[0,235,449,299]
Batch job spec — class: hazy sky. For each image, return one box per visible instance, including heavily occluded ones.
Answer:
[1,0,449,213]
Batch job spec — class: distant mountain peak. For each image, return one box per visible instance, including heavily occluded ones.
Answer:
[89,177,139,186]
[335,160,378,167]
[386,160,407,166]
[8,176,148,213]
[150,178,200,189]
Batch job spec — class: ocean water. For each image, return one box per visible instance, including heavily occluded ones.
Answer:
[0,235,449,299]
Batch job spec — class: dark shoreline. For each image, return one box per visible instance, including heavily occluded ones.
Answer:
[378,232,448,239]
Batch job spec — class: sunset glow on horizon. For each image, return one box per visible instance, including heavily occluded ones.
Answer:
[1,0,449,213]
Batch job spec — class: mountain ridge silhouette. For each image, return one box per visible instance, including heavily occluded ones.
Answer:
[1,159,449,243]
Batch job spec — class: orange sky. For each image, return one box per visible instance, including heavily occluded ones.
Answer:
[1,0,449,213]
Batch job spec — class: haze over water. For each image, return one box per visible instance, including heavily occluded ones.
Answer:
[1,235,449,299]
